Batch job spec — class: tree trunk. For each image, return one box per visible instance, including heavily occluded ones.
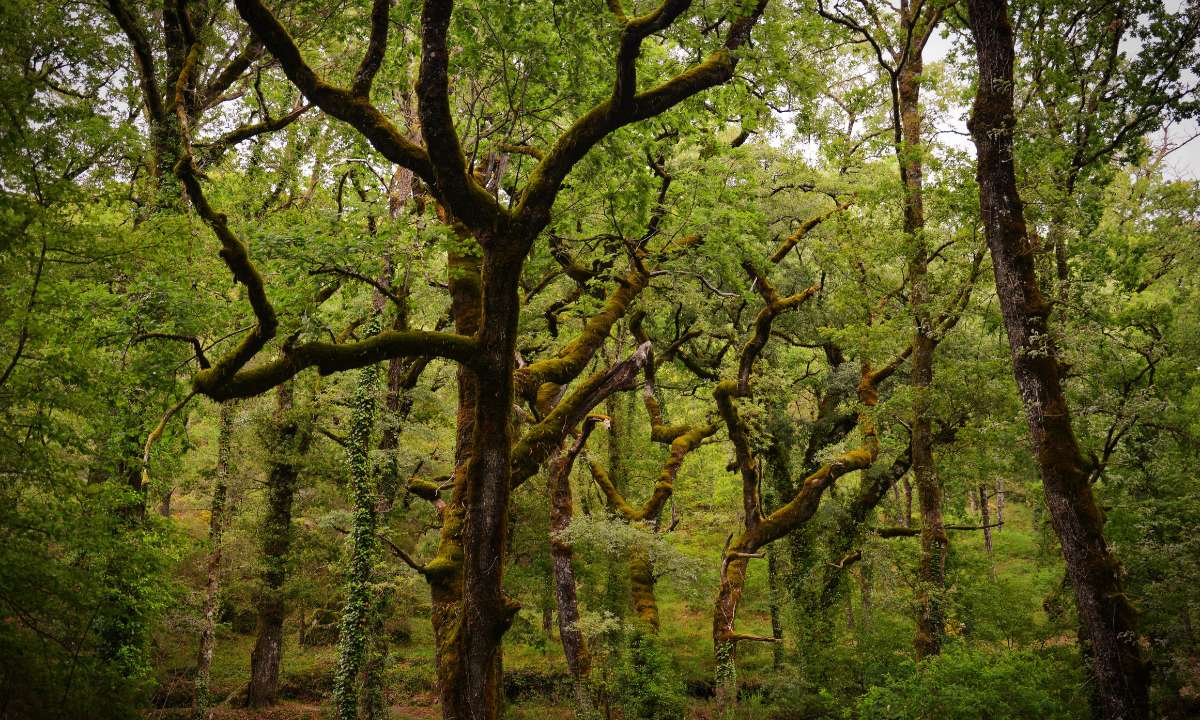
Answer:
[858,561,873,629]
[966,2,1149,716]
[602,390,632,618]
[628,544,660,631]
[766,545,785,669]
[549,421,600,718]
[979,484,995,580]
[428,242,480,720]
[246,383,309,708]
[333,326,381,720]
[195,401,234,718]
[995,478,1005,532]
[458,248,523,719]
[903,477,913,528]
[896,19,947,661]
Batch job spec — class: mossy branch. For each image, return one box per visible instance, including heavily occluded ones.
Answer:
[515,265,650,397]
[192,330,477,400]
[767,198,853,264]
[510,342,651,487]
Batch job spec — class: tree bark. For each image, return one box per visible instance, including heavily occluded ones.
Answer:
[427,240,481,720]
[979,483,995,581]
[995,478,1005,532]
[246,383,310,708]
[602,383,633,619]
[333,322,381,720]
[549,419,601,718]
[966,2,1149,716]
[195,401,234,718]
[895,8,947,661]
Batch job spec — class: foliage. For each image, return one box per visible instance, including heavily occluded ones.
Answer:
[857,644,1089,720]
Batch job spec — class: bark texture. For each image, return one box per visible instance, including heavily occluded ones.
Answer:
[195,401,234,718]
[333,321,381,720]
[966,2,1149,716]
[246,383,310,708]
[549,418,603,717]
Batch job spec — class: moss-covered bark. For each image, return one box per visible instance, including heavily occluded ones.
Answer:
[967,3,1149,715]
[194,401,234,718]
[333,317,381,720]
[549,418,603,718]
[586,357,716,631]
[246,383,311,708]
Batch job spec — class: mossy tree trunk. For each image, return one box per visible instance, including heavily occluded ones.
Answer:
[333,315,382,720]
[246,383,310,708]
[549,418,604,718]
[195,401,234,718]
[966,2,1149,715]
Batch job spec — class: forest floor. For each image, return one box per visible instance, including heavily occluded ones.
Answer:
[150,493,1057,719]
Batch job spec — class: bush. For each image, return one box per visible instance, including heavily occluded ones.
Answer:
[613,629,688,720]
[857,644,1087,720]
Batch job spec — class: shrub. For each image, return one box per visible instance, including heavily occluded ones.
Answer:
[857,644,1087,720]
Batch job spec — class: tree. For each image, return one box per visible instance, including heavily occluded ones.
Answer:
[966,0,1150,716]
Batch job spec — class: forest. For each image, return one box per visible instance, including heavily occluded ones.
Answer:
[1,0,1198,718]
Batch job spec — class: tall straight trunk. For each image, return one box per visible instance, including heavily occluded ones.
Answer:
[246,383,310,708]
[333,322,381,720]
[195,401,234,718]
[966,2,1149,716]
[896,16,947,661]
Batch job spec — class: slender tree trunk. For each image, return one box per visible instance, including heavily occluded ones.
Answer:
[979,484,995,580]
[896,26,947,661]
[858,561,873,629]
[903,477,913,528]
[995,478,1005,532]
[549,422,600,718]
[766,545,785,669]
[966,3,1149,716]
[333,322,381,720]
[246,383,310,708]
[195,401,234,718]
